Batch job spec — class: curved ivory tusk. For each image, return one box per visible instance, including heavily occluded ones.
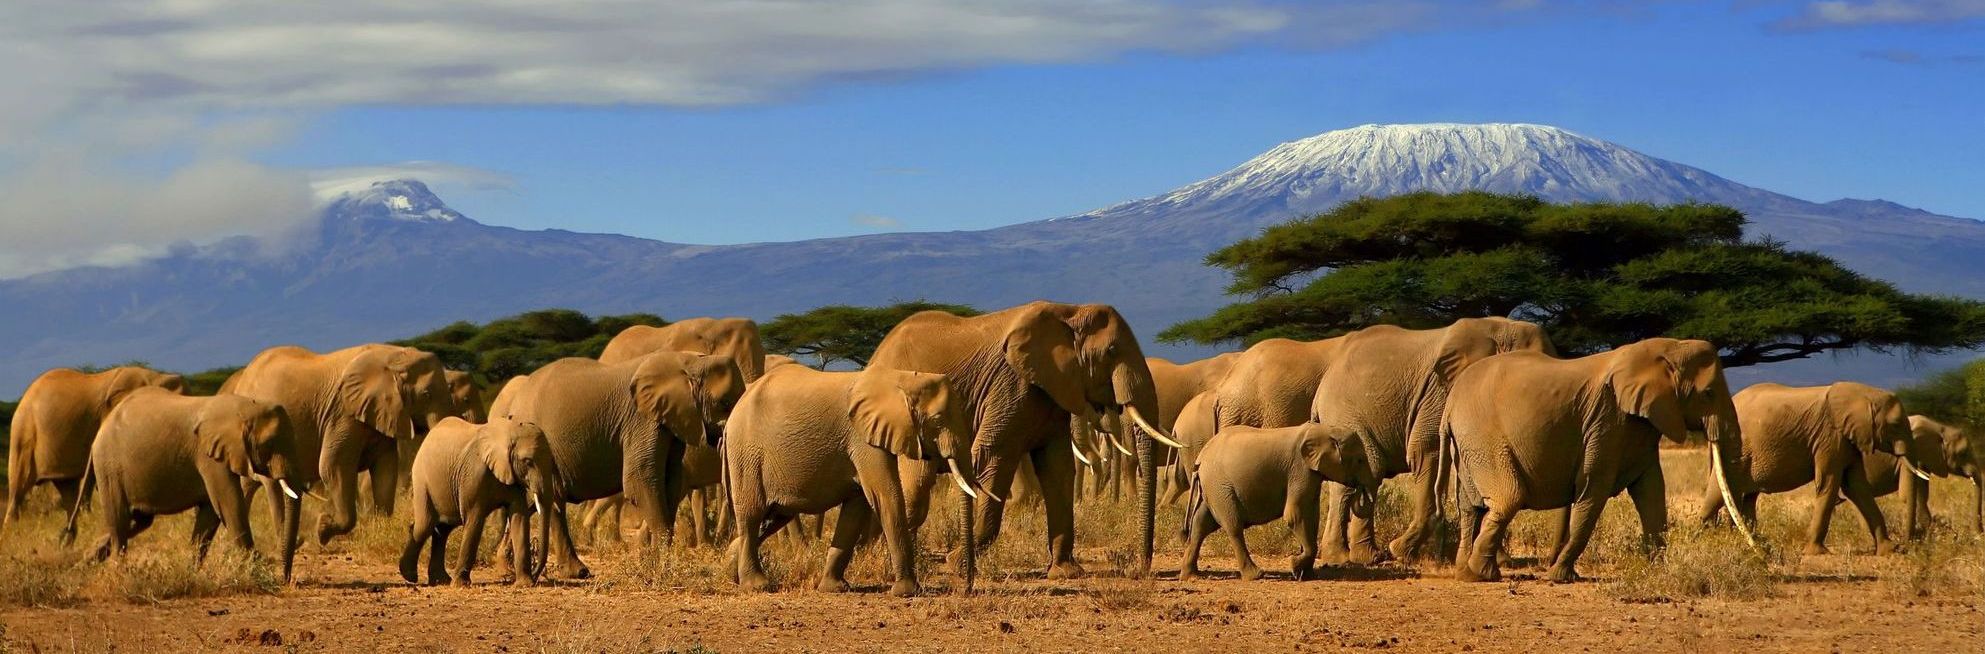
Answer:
[1904,458,1932,481]
[278,479,300,500]
[1126,405,1183,448]
[1711,440,1760,549]
[1069,441,1093,466]
[946,458,980,500]
[533,496,544,515]
[1107,431,1133,457]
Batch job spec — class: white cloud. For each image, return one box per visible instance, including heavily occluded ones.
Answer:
[1779,1,1985,28]
[309,162,515,203]
[851,213,905,229]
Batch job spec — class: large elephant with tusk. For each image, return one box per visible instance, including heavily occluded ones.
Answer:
[1448,338,1748,583]
[1863,415,1982,536]
[875,302,1177,580]
[1700,381,1916,555]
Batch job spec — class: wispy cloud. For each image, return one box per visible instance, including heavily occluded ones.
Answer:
[851,214,904,229]
[309,162,516,203]
[1777,1,1985,29]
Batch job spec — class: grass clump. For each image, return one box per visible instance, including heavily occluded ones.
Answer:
[1607,526,1777,602]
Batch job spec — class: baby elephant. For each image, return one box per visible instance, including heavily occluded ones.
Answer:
[401,417,561,587]
[1181,423,1377,581]
[68,388,304,580]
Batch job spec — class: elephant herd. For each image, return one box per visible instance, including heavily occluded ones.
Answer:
[4,303,1981,597]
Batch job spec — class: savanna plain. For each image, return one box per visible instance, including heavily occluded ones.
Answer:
[1,449,1979,653]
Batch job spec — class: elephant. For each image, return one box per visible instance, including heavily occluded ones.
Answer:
[221,344,454,545]
[1148,353,1240,506]
[1312,318,1556,564]
[489,350,744,578]
[1180,422,1379,582]
[1699,382,1915,555]
[725,365,986,596]
[1448,338,1745,583]
[389,369,484,493]
[589,317,767,545]
[1209,337,1347,433]
[871,301,1179,580]
[64,389,303,581]
[762,354,800,373]
[400,417,561,587]
[6,366,184,530]
[1862,416,1981,536]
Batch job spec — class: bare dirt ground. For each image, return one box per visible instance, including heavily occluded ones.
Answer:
[4,450,1981,653]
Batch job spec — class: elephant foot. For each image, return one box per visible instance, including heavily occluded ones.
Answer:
[887,580,922,598]
[314,520,335,547]
[1875,540,1903,555]
[1239,565,1264,582]
[1456,558,1499,583]
[1317,545,1349,565]
[1346,543,1387,566]
[1178,566,1201,582]
[1291,558,1315,581]
[511,575,536,588]
[817,576,851,593]
[739,571,773,593]
[452,574,473,588]
[1545,565,1579,584]
[1046,560,1087,580]
[1801,543,1831,557]
[427,572,451,586]
[554,558,592,580]
[399,558,420,584]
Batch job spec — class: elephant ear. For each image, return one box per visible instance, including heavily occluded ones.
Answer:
[1824,385,1883,455]
[1003,305,1089,416]
[1432,322,1501,384]
[480,425,518,486]
[341,353,415,441]
[848,371,922,459]
[1297,424,1347,476]
[1607,344,1690,443]
[198,412,256,477]
[631,358,706,447]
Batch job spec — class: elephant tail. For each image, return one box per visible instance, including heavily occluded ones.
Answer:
[59,455,93,546]
[1433,410,1457,546]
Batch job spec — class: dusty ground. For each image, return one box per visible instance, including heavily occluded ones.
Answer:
[4,450,1981,653]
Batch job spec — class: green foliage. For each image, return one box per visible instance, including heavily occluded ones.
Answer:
[179,367,238,396]
[393,309,667,382]
[763,301,980,369]
[1165,191,1985,367]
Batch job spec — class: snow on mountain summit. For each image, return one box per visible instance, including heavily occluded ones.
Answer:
[317,179,468,223]
[1075,123,1774,222]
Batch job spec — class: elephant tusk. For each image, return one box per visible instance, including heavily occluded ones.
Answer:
[946,459,980,500]
[1711,440,1760,550]
[278,479,300,500]
[533,496,544,515]
[1905,458,1932,481]
[1069,441,1093,466]
[1126,406,1183,448]
[1107,432,1134,457]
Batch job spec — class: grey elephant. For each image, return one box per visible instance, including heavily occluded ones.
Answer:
[222,344,454,545]
[725,366,987,596]
[1179,422,1378,582]
[401,417,561,587]
[1699,382,1915,555]
[1147,354,1239,504]
[7,366,184,530]
[65,389,304,581]
[1312,318,1556,564]
[388,369,485,495]
[489,350,744,578]
[1448,338,1747,583]
[1864,415,1981,536]
[871,302,1179,582]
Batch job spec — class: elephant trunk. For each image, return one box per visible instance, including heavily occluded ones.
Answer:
[1109,360,1167,578]
[281,492,302,583]
[1134,415,1156,579]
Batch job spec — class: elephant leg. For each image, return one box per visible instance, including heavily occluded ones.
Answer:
[1738,493,1760,526]
[853,448,917,596]
[51,479,80,520]
[1345,483,1382,564]
[1898,472,1927,540]
[1548,496,1609,584]
[451,507,491,587]
[898,458,939,531]
[401,500,436,584]
[1389,466,1441,562]
[1290,484,1321,581]
[3,444,32,528]
[821,496,873,593]
[190,504,222,563]
[687,487,710,549]
[363,442,400,517]
[1454,503,1484,570]
[315,436,368,545]
[1227,520,1261,581]
[1626,468,1668,554]
[428,523,455,585]
[545,498,590,580]
[1029,443,1084,580]
[1804,473,1845,555]
[1318,482,1352,564]
[733,501,775,592]
[1697,469,1729,526]
[509,508,533,587]
[1841,463,1895,554]
[1539,507,1569,568]
[1179,493,1216,581]
[1458,502,1514,582]
[92,489,129,562]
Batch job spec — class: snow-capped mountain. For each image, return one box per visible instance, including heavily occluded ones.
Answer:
[4,123,1984,395]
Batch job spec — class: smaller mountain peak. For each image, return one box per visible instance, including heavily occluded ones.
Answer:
[320,178,469,223]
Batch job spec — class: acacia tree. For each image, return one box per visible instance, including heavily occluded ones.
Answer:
[763,301,980,369]
[1163,191,1985,367]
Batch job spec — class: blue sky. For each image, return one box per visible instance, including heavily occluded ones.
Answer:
[2,1,1983,272]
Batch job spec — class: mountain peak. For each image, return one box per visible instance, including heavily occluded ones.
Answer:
[320,179,469,223]
[1073,122,1777,223]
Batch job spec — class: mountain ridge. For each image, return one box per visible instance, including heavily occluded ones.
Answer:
[4,123,1983,396]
